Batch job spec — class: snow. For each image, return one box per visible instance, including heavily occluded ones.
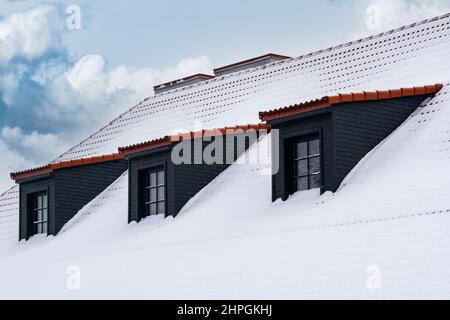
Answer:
[1,14,450,299]
[50,14,450,162]
[0,186,18,250]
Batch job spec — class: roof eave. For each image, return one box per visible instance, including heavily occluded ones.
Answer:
[259,84,444,122]
[10,153,126,182]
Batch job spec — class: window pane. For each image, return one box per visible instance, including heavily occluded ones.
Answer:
[309,156,320,174]
[296,160,308,176]
[309,139,320,156]
[297,177,308,191]
[296,142,307,159]
[158,201,165,215]
[42,194,47,209]
[150,172,157,186]
[38,196,43,209]
[150,188,157,202]
[150,203,157,215]
[157,170,165,185]
[43,208,48,221]
[42,223,47,234]
[309,174,321,189]
[37,210,43,222]
[158,186,165,200]
[36,223,42,234]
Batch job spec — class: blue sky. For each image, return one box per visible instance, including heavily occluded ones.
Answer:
[1,0,357,69]
[0,0,449,191]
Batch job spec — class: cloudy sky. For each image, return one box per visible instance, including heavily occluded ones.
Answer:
[0,0,449,192]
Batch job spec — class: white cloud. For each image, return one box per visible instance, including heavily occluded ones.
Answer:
[0,138,30,192]
[0,51,212,191]
[0,5,213,192]
[0,4,61,62]
[42,53,212,133]
[0,72,19,106]
[1,126,70,164]
[349,0,450,40]
[0,126,71,192]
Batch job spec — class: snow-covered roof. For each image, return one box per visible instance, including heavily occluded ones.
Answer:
[48,13,450,164]
[0,186,18,249]
[1,13,450,298]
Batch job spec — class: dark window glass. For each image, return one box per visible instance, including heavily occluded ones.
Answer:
[297,160,308,176]
[309,156,320,174]
[294,136,321,192]
[297,177,308,191]
[296,142,308,159]
[143,167,166,217]
[31,191,48,236]
[309,139,320,156]
[309,174,321,189]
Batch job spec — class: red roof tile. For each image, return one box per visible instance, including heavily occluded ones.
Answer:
[10,165,52,181]
[119,123,270,156]
[10,153,125,181]
[118,136,173,156]
[259,84,443,122]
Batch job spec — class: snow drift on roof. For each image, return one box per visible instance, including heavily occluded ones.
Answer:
[1,14,450,298]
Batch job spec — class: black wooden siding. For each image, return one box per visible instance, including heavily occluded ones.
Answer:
[53,159,128,233]
[331,95,429,187]
[173,163,229,214]
[18,159,127,240]
[269,95,430,201]
[128,134,257,222]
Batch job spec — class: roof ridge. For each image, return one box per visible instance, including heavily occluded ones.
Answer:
[148,12,450,98]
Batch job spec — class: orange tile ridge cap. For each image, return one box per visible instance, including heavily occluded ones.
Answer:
[10,153,125,181]
[119,123,271,155]
[259,84,443,122]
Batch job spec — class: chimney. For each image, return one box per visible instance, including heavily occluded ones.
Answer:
[153,73,214,95]
[213,53,291,77]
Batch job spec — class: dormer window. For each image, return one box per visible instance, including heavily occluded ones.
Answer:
[259,85,442,202]
[294,135,321,192]
[142,167,166,216]
[30,191,48,235]
[120,124,270,223]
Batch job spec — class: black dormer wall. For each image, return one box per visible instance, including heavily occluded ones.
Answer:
[53,160,128,232]
[127,133,260,223]
[18,159,128,240]
[331,95,430,189]
[268,94,431,202]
